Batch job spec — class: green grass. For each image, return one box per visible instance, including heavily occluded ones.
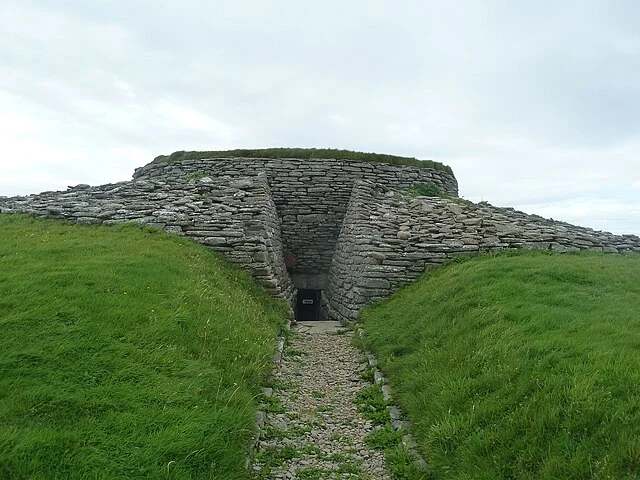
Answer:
[355,384,389,425]
[402,183,444,197]
[0,214,288,479]
[150,148,453,174]
[361,251,640,480]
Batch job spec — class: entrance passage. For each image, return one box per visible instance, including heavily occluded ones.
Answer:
[296,289,321,321]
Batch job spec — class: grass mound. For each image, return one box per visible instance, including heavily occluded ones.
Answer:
[361,251,640,479]
[0,214,288,479]
[150,148,453,174]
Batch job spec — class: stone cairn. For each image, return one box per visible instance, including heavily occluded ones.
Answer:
[1,156,638,321]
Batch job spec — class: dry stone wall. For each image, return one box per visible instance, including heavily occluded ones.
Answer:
[326,181,640,322]
[133,158,458,277]
[2,156,638,323]
[0,174,293,302]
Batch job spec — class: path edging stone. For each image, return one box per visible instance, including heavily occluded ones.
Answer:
[359,329,428,470]
[248,319,291,468]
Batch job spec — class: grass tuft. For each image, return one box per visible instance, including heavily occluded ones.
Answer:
[402,183,443,197]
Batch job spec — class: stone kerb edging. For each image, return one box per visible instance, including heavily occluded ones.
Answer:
[250,320,290,455]
[250,318,429,474]
[355,327,428,470]
[249,318,292,474]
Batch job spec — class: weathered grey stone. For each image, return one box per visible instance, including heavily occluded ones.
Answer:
[230,178,253,189]
[325,179,640,322]
[447,203,463,215]
[2,157,638,325]
[203,237,227,246]
[360,278,391,289]
[367,251,387,261]
[164,225,183,234]
[76,217,102,225]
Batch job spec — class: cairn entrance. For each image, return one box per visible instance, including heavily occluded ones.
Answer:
[295,289,322,321]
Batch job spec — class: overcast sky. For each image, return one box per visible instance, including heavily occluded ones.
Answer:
[1,1,638,234]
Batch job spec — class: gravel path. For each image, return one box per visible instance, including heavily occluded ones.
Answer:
[251,322,391,479]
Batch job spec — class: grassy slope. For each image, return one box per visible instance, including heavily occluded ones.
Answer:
[0,215,288,480]
[150,148,453,174]
[361,251,640,480]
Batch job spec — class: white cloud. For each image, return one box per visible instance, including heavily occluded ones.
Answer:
[113,79,136,98]
[517,198,640,236]
[154,99,237,136]
[0,0,638,235]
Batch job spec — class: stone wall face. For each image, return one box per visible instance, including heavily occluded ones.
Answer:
[0,174,293,302]
[133,158,458,281]
[326,181,640,322]
[2,158,638,324]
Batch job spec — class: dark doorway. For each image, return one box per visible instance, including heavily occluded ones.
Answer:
[296,289,321,321]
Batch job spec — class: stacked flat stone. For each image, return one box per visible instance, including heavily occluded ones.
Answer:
[326,181,640,321]
[133,157,458,274]
[0,173,293,303]
[2,157,638,322]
